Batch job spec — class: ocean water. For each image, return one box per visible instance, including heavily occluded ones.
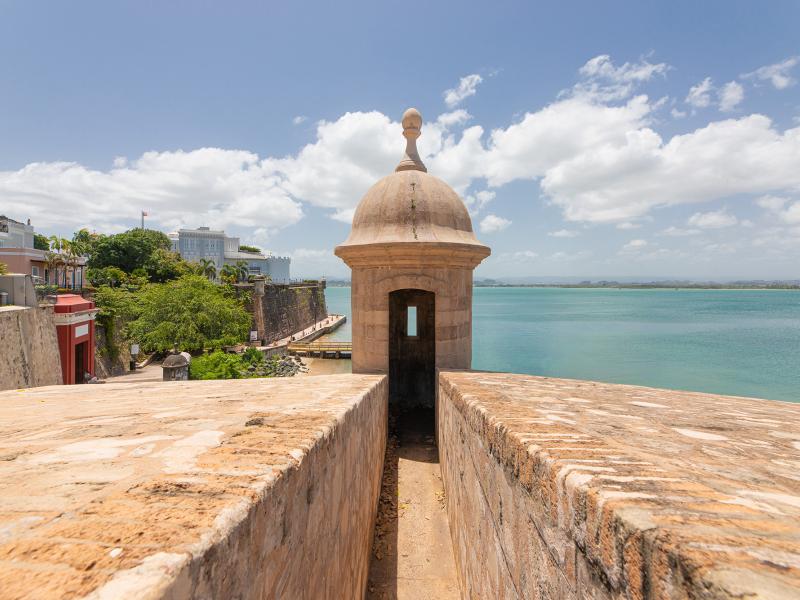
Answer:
[325,286,800,402]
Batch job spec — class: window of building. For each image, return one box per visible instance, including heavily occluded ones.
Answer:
[407,306,417,336]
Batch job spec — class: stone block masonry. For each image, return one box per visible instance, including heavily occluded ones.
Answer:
[438,371,800,599]
[0,305,62,391]
[247,282,328,345]
[0,374,387,599]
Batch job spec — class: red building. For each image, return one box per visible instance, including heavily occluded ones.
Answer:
[54,294,98,384]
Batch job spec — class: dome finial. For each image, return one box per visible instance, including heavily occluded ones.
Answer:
[395,108,427,173]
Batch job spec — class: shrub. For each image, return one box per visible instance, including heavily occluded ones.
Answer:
[189,351,247,380]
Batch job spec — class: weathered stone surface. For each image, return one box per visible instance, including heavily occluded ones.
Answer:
[438,371,800,600]
[246,282,328,345]
[0,374,387,599]
[0,305,62,391]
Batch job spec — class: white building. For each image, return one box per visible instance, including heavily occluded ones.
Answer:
[0,216,34,249]
[169,227,290,282]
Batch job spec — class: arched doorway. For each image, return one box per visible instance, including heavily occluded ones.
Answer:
[389,289,435,426]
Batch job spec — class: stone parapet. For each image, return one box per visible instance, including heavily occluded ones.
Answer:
[0,374,388,599]
[0,305,62,391]
[438,371,800,599]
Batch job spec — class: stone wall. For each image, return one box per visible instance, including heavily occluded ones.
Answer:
[0,305,62,390]
[438,371,800,600]
[94,318,132,378]
[0,374,388,599]
[247,282,328,345]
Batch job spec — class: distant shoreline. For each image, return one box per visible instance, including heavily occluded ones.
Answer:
[326,283,800,290]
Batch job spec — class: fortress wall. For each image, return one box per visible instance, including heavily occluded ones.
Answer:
[0,305,62,390]
[438,371,800,600]
[0,374,387,600]
[247,282,328,345]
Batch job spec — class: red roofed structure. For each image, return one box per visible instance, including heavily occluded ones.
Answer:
[53,294,98,384]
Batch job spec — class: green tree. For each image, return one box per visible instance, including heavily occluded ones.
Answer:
[0,261,8,275]
[44,251,62,286]
[127,275,250,353]
[33,233,49,251]
[94,285,141,323]
[87,266,128,288]
[47,236,70,287]
[143,248,191,283]
[197,258,217,280]
[71,228,100,259]
[238,244,261,253]
[89,229,171,273]
[219,264,239,284]
[234,260,249,282]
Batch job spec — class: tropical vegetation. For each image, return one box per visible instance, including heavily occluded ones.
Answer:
[126,275,251,353]
[189,348,298,380]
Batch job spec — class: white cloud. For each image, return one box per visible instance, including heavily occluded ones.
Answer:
[266,111,408,221]
[579,54,668,83]
[479,214,511,233]
[621,239,648,252]
[463,190,495,215]
[616,222,641,230]
[686,77,714,108]
[661,226,701,237]
[671,108,687,119]
[718,81,744,112]
[757,195,800,225]
[5,54,800,247]
[537,113,800,223]
[0,148,304,234]
[292,115,307,125]
[743,56,799,90]
[443,74,483,108]
[687,209,738,229]
[755,195,788,212]
[503,250,539,262]
[550,250,592,261]
[779,201,800,224]
[483,95,652,188]
[548,229,579,238]
[291,248,331,259]
[573,55,668,101]
[437,110,472,128]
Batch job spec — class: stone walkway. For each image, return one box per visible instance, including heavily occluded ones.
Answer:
[261,314,346,350]
[367,411,460,599]
[103,362,163,383]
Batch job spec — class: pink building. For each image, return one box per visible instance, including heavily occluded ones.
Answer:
[0,215,85,288]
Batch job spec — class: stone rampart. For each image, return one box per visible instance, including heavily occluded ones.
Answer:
[438,371,800,599]
[0,374,387,599]
[0,305,62,391]
[246,282,328,345]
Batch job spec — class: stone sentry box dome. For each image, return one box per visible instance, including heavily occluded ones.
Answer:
[336,108,490,411]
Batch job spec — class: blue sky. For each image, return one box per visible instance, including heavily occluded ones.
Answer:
[1,1,798,280]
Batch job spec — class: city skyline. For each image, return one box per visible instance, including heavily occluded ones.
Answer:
[1,1,798,279]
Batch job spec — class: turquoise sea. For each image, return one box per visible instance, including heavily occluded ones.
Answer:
[324,286,800,402]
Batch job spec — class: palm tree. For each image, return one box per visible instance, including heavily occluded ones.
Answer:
[219,264,238,284]
[47,236,70,287]
[44,251,61,286]
[0,261,8,275]
[235,260,249,283]
[198,258,217,280]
